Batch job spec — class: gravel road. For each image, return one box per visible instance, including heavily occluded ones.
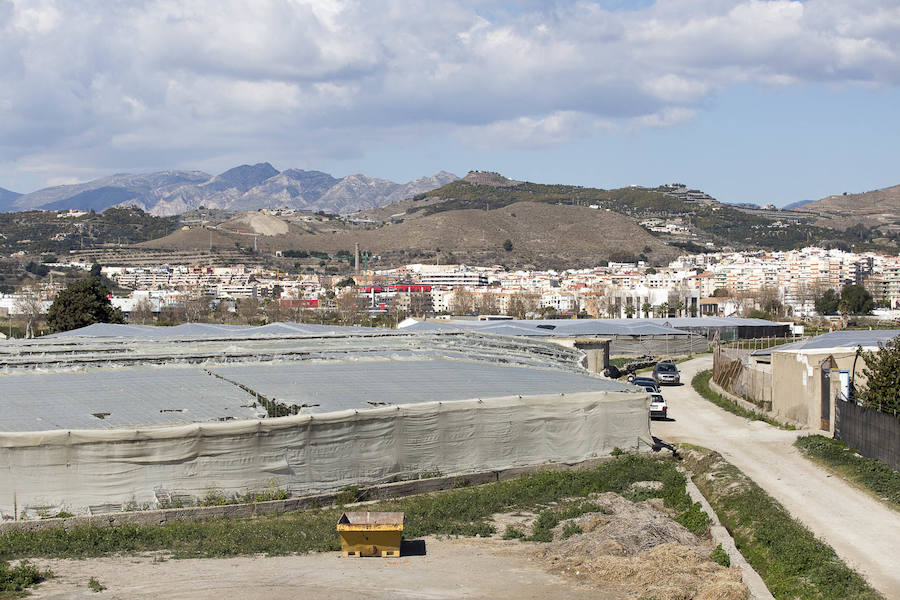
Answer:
[652,355,900,597]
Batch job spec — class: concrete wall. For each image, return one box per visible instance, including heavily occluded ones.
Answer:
[770,350,859,431]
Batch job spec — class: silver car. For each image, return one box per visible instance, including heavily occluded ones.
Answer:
[652,362,681,385]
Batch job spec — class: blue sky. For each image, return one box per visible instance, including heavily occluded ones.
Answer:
[1,0,899,206]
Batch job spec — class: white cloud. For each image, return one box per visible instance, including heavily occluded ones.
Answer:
[1,0,899,183]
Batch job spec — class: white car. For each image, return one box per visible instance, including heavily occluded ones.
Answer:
[649,393,668,419]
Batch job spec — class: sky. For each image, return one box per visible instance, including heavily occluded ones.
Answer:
[1,0,899,206]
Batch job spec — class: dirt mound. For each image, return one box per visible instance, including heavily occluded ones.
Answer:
[548,542,747,600]
[536,493,748,600]
[220,212,290,236]
[548,492,705,556]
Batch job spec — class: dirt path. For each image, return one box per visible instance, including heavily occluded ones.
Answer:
[653,356,900,597]
[26,537,622,600]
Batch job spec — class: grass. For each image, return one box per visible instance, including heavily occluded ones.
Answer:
[794,435,900,511]
[87,576,105,592]
[0,454,707,560]
[684,447,882,600]
[692,370,792,429]
[0,560,51,598]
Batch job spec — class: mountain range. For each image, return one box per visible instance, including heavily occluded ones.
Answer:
[2,164,459,216]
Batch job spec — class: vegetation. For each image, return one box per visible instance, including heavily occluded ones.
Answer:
[0,455,706,560]
[795,436,900,510]
[693,370,790,429]
[0,560,51,596]
[46,277,123,332]
[710,544,730,567]
[685,447,882,600]
[0,207,178,255]
[815,284,874,316]
[87,576,106,592]
[859,339,900,414]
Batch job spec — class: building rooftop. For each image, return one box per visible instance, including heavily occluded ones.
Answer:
[752,329,900,357]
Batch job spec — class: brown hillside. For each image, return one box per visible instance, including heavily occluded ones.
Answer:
[794,184,900,232]
[141,202,676,269]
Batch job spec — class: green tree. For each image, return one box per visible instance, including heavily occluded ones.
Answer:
[859,340,900,414]
[46,278,123,332]
[641,302,652,317]
[814,289,840,315]
[840,284,874,315]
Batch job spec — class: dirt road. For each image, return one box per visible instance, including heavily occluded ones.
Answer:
[653,356,900,597]
[27,537,621,600]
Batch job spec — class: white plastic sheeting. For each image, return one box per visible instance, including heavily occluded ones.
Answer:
[0,391,649,516]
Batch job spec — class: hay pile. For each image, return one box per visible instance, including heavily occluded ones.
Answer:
[537,493,748,600]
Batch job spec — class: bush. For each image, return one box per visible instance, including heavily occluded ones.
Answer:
[0,560,51,592]
[710,544,730,567]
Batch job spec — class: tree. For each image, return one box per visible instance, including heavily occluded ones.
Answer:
[408,291,433,317]
[503,239,513,252]
[712,288,730,298]
[508,292,538,319]
[476,292,499,315]
[859,340,900,414]
[840,284,874,316]
[185,295,214,322]
[641,301,652,318]
[451,288,476,315]
[129,297,154,325]
[46,278,123,332]
[236,297,260,324]
[814,288,840,315]
[336,289,361,325]
[14,283,45,338]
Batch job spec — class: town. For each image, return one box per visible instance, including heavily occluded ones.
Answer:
[1,245,895,333]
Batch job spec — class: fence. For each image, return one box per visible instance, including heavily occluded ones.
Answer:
[712,345,773,410]
[834,399,900,471]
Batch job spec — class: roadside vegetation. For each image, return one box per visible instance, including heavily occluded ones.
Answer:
[795,435,900,511]
[683,446,882,600]
[0,560,51,598]
[692,370,791,429]
[0,455,707,560]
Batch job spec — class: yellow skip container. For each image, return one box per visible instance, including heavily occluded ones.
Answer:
[337,511,404,557]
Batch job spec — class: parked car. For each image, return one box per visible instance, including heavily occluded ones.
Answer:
[632,376,660,392]
[652,362,681,385]
[649,393,668,419]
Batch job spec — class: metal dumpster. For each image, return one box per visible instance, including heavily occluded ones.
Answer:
[337,511,404,557]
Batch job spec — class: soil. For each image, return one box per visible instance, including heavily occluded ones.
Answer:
[25,537,620,600]
[653,356,900,597]
[534,493,748,600]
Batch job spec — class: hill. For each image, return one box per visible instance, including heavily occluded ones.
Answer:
[790,184,900,235]
[141,201,677,269]
[0,186,22,211]
[11,166,459,216]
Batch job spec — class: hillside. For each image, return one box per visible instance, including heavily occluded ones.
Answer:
[791,184,900,235]
[11,165,459,216]
[0,186,22,211]
[141,201,677,269]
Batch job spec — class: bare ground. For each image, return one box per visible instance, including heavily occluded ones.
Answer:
[652,356,900,597]
[25,537,620,600]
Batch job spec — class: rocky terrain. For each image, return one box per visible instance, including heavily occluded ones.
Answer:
[7,164,458,217]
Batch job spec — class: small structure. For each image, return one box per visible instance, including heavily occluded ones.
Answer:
[337,511,404,557]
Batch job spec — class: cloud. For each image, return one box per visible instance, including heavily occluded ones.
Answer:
[1,0,899,185]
